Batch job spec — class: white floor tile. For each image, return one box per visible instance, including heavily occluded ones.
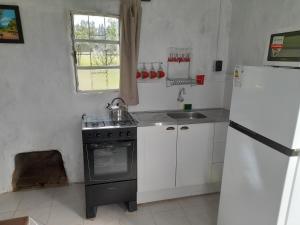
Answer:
[179,195,209,209]
[0,211,14,221]
[0,191,23,213]
[48,201,84,225]
[145,199,181,214]
[179,194,220,211]
[48,185,85,225]
[0,185,220,225]
[53,184,84,201]
[186,211,216,225]
[14,206,51,225]
[204,193,220,203]
[17,189,54,210]
[153,209,191,225]
[53,197,84,217]
[84,204,125,225]
[49,184,84,217]
[119,208,155,225]
[84,220,120,225]
[183,205,218,225]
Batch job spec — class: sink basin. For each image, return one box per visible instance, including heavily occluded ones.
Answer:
[167,112,207,120]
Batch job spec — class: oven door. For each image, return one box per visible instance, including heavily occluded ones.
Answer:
[84,141,137,184]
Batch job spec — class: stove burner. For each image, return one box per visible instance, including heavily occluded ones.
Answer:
[82,114,136,130]
[91,122,98,127]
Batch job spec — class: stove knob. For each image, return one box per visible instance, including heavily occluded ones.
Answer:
[127,131,131,137]
[119,131,123,137]
[96,133,101,137]
[107,133,113,138]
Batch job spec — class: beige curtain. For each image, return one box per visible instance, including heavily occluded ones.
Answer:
[119,0,142,105]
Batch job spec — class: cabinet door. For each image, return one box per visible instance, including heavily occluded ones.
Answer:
[214,122,229,142]
[212,122,229,163]
[137,125,177,192]
[176,123,213,187]
[211,163,224,183]
[212,142,226,163]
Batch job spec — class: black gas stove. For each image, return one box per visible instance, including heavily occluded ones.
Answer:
[82,114,137,219]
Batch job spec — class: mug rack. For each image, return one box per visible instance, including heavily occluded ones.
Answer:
[166,47,195,87]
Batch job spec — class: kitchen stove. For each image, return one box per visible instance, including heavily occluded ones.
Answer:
[82,113,138,219]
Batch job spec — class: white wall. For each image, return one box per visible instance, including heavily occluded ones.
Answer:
[0,0,231,193]
[228,0,300,71]
[224,0,300,109]
[132,0,232,111]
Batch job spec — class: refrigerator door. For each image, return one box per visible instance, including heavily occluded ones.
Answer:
[218,127,298,225]
[230,66,300,149]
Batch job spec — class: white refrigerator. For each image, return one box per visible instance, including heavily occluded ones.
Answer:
[218,66,300,225]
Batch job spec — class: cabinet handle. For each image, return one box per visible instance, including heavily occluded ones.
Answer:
[166,127,175,130]
[180,126,189,130]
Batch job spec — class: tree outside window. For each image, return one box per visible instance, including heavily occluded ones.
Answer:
[72,14,120,92]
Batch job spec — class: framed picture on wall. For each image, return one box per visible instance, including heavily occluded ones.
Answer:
[0,5,24,43]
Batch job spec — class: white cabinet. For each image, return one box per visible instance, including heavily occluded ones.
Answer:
[214,122,228,142]
[137,121,228,203]
[211,163,224,183]
[176,123,214,187]
[211,122,229,183]
[137,125,177,193]
[213,122,228,163]
[212,141,226,163]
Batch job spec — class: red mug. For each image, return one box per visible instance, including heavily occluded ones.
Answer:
[158,70,165,78]
[196,74,205,85]
[136,71,142,79]
[150,70,158,79]
[142,71,150,79]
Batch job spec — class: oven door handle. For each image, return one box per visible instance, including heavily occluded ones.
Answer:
[88,142,133,149]
[88,144,112,149]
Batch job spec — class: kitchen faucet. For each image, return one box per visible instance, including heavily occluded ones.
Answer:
[177,88,186,102]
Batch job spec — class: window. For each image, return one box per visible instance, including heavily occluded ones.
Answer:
[71,13,120,92]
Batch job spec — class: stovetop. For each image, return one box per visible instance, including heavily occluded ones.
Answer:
[82,114,137,130]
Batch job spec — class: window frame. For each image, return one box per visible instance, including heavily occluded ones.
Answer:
[70,11,121,93]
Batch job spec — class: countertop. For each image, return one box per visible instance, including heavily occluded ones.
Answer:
[131,108,230,127]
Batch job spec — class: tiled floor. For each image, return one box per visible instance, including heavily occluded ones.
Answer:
[0,184,220,225]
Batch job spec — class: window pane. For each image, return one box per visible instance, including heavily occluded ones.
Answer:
[75,42,119,67]
[89,16,119,41]
[73,15,89,39]
[72,14,120,92]
[75,42,91,66]
[77,69,120,91]
[91,44,119,66]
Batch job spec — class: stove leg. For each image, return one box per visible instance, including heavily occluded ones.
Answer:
[127,201,137,212]
[86,206,97,219]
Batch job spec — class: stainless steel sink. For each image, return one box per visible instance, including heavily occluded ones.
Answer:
[167,112,207,120]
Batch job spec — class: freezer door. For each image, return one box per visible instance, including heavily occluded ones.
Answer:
[230,66,300,149]
[218,127,298,225]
